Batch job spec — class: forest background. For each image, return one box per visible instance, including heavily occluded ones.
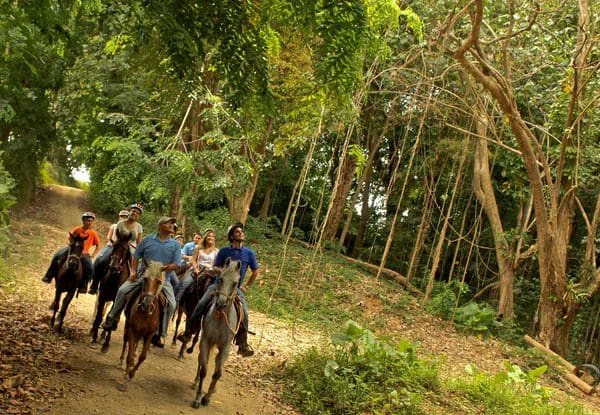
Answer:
[0,0,598,371]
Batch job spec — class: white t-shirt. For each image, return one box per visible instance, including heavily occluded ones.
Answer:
[196,249,218,270]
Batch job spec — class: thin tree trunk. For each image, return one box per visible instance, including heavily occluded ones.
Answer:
[339,129,384,247]
[423,146,467,303]
[406,175,434,283]
[321,148,357,241]
[472,97,515,320]
[351,166,373,257]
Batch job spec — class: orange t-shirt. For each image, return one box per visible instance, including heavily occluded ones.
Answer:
[69,226,100,255]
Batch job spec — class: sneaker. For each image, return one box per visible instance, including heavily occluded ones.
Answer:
[102,317,117,331]
[237,344,254,357]
[151,334,165,348]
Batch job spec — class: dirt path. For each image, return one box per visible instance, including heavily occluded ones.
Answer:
[4,185,307,415]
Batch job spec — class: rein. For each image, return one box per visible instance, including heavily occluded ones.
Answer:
[210,289,241,335]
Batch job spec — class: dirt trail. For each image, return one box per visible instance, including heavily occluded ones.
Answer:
[6,185,306,415]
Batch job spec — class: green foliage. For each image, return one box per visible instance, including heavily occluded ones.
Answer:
[425,280,468,320]
[0,154,16,255]
[283,321,438,414]
[449,363,593,415]
[453,302,499,334]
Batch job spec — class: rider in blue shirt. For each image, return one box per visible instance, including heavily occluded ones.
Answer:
[102,216,182,348]
[177,223,259,357]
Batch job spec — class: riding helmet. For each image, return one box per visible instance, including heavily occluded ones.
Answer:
[227,223,244,241]
[81,211,96,220]
[130,203,144,214]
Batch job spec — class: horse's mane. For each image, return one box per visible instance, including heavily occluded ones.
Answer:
[116,221,132,241]
[145,261,165,282]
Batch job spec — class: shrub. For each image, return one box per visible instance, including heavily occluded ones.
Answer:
[282,321,439,414]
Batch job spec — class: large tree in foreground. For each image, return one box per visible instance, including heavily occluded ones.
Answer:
[447,0,598,355]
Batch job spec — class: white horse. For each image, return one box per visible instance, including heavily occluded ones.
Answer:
[191,258,242,408]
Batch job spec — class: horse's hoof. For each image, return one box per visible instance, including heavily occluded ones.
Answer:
[100,343,110,354]
[186,347,194,354]
[177,355,184,362]
[116,383,128,392]
[201,396,210,406]
[191,400,201,409]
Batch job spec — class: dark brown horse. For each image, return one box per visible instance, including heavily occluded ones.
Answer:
[49,233,88,334]
[117,261,164,391]
[90,225,132,344]
[171,269,213,359]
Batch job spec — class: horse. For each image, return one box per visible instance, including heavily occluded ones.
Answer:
[171,269,213,359]
[191,258,242,408]
[49,233,88,334]
[117,261,165,391]
[91,224,132,344]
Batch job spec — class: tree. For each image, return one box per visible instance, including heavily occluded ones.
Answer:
[448,0,598,355]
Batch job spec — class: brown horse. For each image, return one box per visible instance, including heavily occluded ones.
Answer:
[49,233,88,334]
[90,225,132,344]
[117,261,164,391]
[191,258,242,408]
[171,269,213,359]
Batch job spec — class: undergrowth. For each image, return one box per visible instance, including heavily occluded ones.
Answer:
[279,322,596,415]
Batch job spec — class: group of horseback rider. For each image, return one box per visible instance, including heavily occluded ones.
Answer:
[41,204,258,356]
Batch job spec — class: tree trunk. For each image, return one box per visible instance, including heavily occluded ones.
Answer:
[351,167,372,257]
[472,97,515,320]
[339,129,384,247]
[423,148,467,302]
[406,175,434,283]
[258,170,277,220]
[321,150,357,242]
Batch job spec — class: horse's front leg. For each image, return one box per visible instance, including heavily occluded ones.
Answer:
[91,298,105,343]
[202,344,231,406]
[172,306,183,346]
[49,289,61,327]
[129,335,151,379]
[56,289,76,334]
[187,329,200,354]
[100,329,112,354]
[191,340,209,408]
[119,326,129,368]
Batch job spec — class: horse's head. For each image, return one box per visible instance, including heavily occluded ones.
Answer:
[138,261,164,314]
[114,222,132,244]
[66,233,88,271]
[214,258,241,310]
[108,224,131,274]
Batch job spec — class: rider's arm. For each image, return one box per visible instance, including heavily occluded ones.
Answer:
[106,226,114,244]
[191,246,200,272]
[128,257,139,282]
[245,268,260,288]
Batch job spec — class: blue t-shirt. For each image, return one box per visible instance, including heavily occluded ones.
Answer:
[214,245,258,286]
[134,233,182,268]
[182,241,196,256]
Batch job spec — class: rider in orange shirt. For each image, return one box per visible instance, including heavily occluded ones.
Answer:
[41,212,100,294]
